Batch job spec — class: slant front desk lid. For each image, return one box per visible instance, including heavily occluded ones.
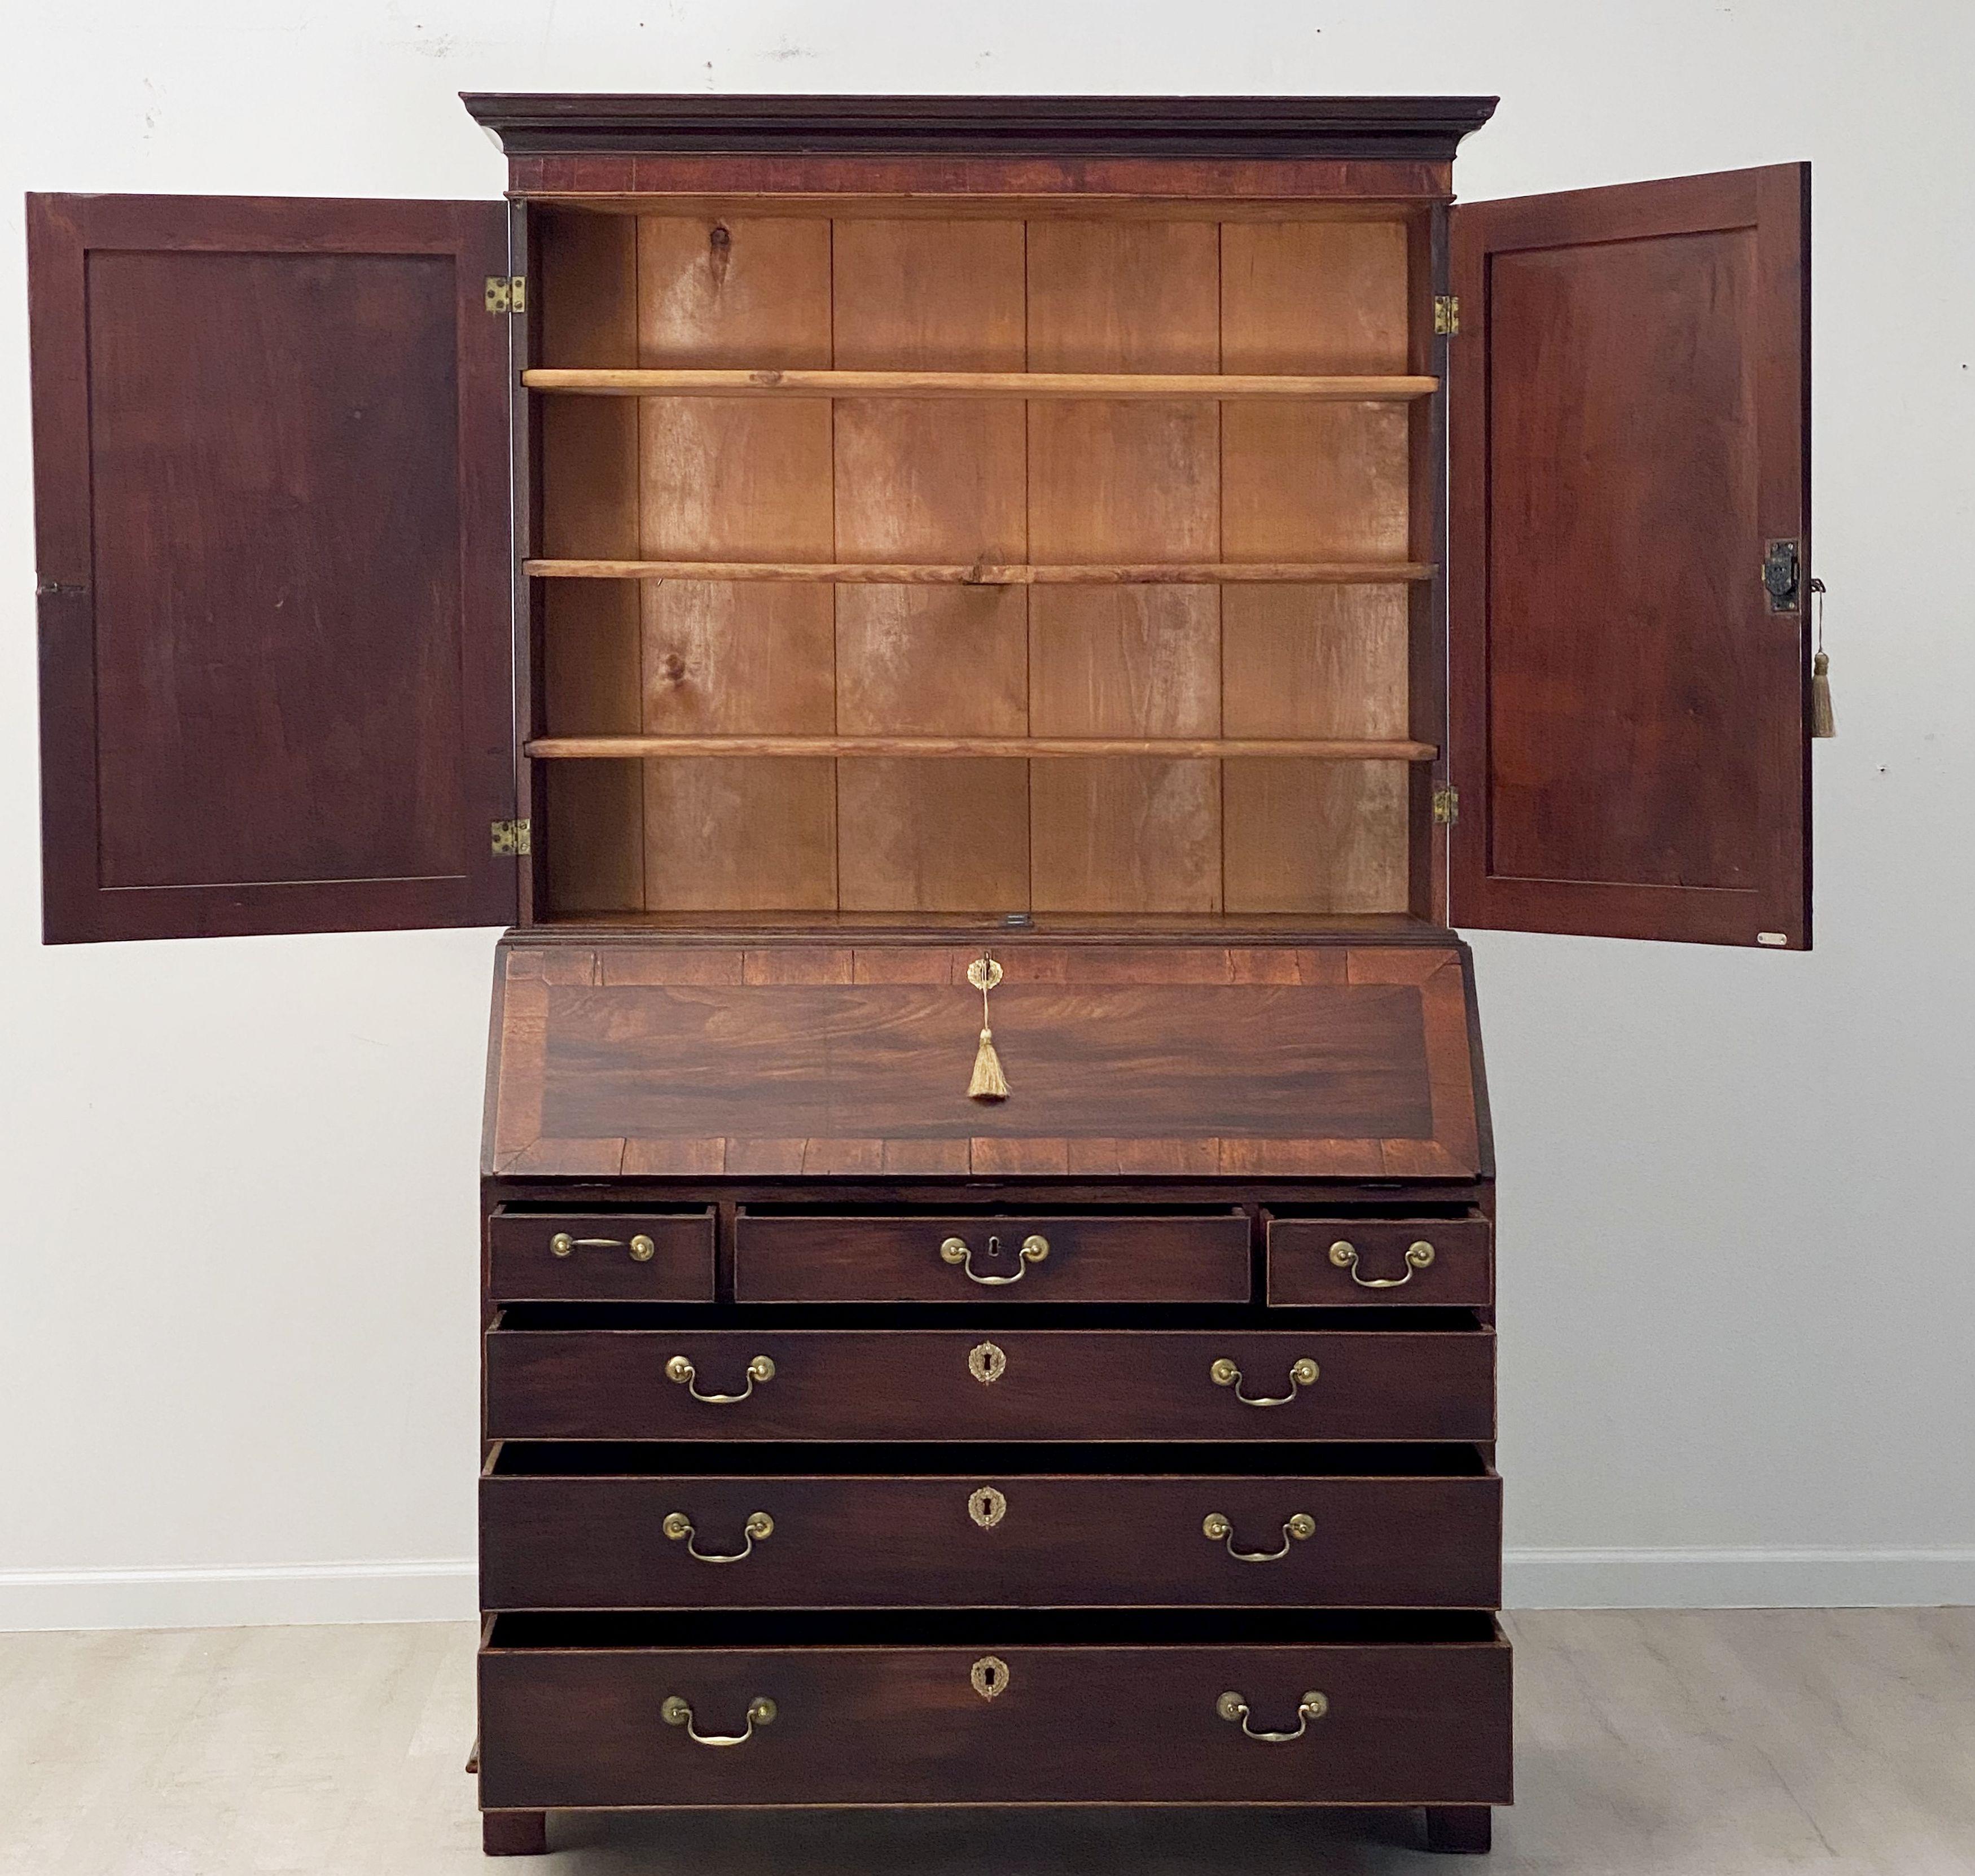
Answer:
[484,940,1485,1181]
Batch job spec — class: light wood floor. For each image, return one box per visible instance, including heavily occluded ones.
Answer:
[1,1610,1969,1874]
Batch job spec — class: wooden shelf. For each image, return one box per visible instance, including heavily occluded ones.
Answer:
[521,367,1439,401]
[524,735,1438,761]
[525,558,1436,586]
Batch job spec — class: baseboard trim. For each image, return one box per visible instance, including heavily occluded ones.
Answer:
[1,1548,1968,1632]
[1505,1545,1975,1609]
[0,1559,476,1631]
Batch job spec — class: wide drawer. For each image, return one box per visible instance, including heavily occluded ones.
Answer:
[483,1322,1494,1443]
[488,1209,715,1303]
[478,1611,1513,1809]
[480,1444,1501,1610]
[734,1209,1249,1304]
[1267,1217,1493,1308]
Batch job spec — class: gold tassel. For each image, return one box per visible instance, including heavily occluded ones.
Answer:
[968,1025,1010,1101]
[965,954,1010,1102]
[1809,577,1834,738]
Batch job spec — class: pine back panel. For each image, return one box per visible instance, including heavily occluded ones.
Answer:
[534,204,1419,919]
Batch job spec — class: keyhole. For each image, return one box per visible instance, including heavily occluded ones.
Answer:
[708,222,732,287]
[982,1663,999,1691]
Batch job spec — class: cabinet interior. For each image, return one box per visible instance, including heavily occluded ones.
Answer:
[528,196,1440,926]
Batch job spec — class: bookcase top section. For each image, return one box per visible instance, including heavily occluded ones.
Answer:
[460,94,1500,162]
[483,937,1486,1182]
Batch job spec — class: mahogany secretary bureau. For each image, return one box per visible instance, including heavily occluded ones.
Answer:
[26,95,1814,1859]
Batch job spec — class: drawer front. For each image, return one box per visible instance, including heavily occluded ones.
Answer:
[483,1329,1494,1443]
[488,1211,714,1303]
[1269,1218,1492,1308]
[735,1211,1250,1305]
[481,1470,1502,1611]
[479,1634,1512,1808]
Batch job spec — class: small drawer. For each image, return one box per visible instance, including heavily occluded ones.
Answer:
[734,1209,1250,1304]
[1268,1217,1492,1308]
[480,1445,1502,1612]
[487,1210,715,1303]
[483,1322,1495,1444]
[478,1611,1512,1809]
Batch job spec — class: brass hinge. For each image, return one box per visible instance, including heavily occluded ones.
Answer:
[484,275,526,315]
[1434,295,1460,337]
[491,818,532,857]
[1432,784,1460,827]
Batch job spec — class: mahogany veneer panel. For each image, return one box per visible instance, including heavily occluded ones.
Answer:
[28,194,515,940]
[1449,165,1811,947]
[485,940,1482,1177]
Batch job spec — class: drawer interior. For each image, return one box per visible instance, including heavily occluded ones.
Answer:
[484,1441,1496,1478]
[484,1609,1505,1650]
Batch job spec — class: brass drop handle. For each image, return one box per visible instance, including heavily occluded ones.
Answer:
[1216,1689,1328,1743]
[1210,1356,1319,1407]
[939,1233,1050,1286]
[1202,1511,1315,1562]
[663,1509,773,1563]
[665,1353,775,1404]
[1328,1238,1434,1289]
[551,1231,657,1263]
[661,1694,775,1747]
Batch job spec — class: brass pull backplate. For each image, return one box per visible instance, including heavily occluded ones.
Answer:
[940,1232,1049,1286]
[666,1353,775,1405]
[1216,1688,1328,1742]
[663,1509,774,1563]
[1202,1511,1315,1562]
[1210,1355,1319,1408]
[662,1694,775,1747]
[1327,1238,1434,1289]
[551,1231,657,1263]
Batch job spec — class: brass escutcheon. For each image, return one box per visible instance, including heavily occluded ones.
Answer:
[1328,1238,1433,1288]
[970,1655,1011,1700]
[968,1485,1008,1529]
[967,1340,1007,1386]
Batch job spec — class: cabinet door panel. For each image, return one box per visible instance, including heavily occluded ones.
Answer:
[28,194,516,941]
[1449,165,1810,948]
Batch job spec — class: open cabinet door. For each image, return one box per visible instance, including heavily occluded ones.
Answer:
[28,195,517,941]
[1447,165,1811,948]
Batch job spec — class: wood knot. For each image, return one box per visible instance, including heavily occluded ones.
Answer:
[659,652,687,684]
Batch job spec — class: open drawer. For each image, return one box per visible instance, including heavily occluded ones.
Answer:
[477,1610,1513,1809]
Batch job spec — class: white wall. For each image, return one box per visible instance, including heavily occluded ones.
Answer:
[2,0,1970,1628]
